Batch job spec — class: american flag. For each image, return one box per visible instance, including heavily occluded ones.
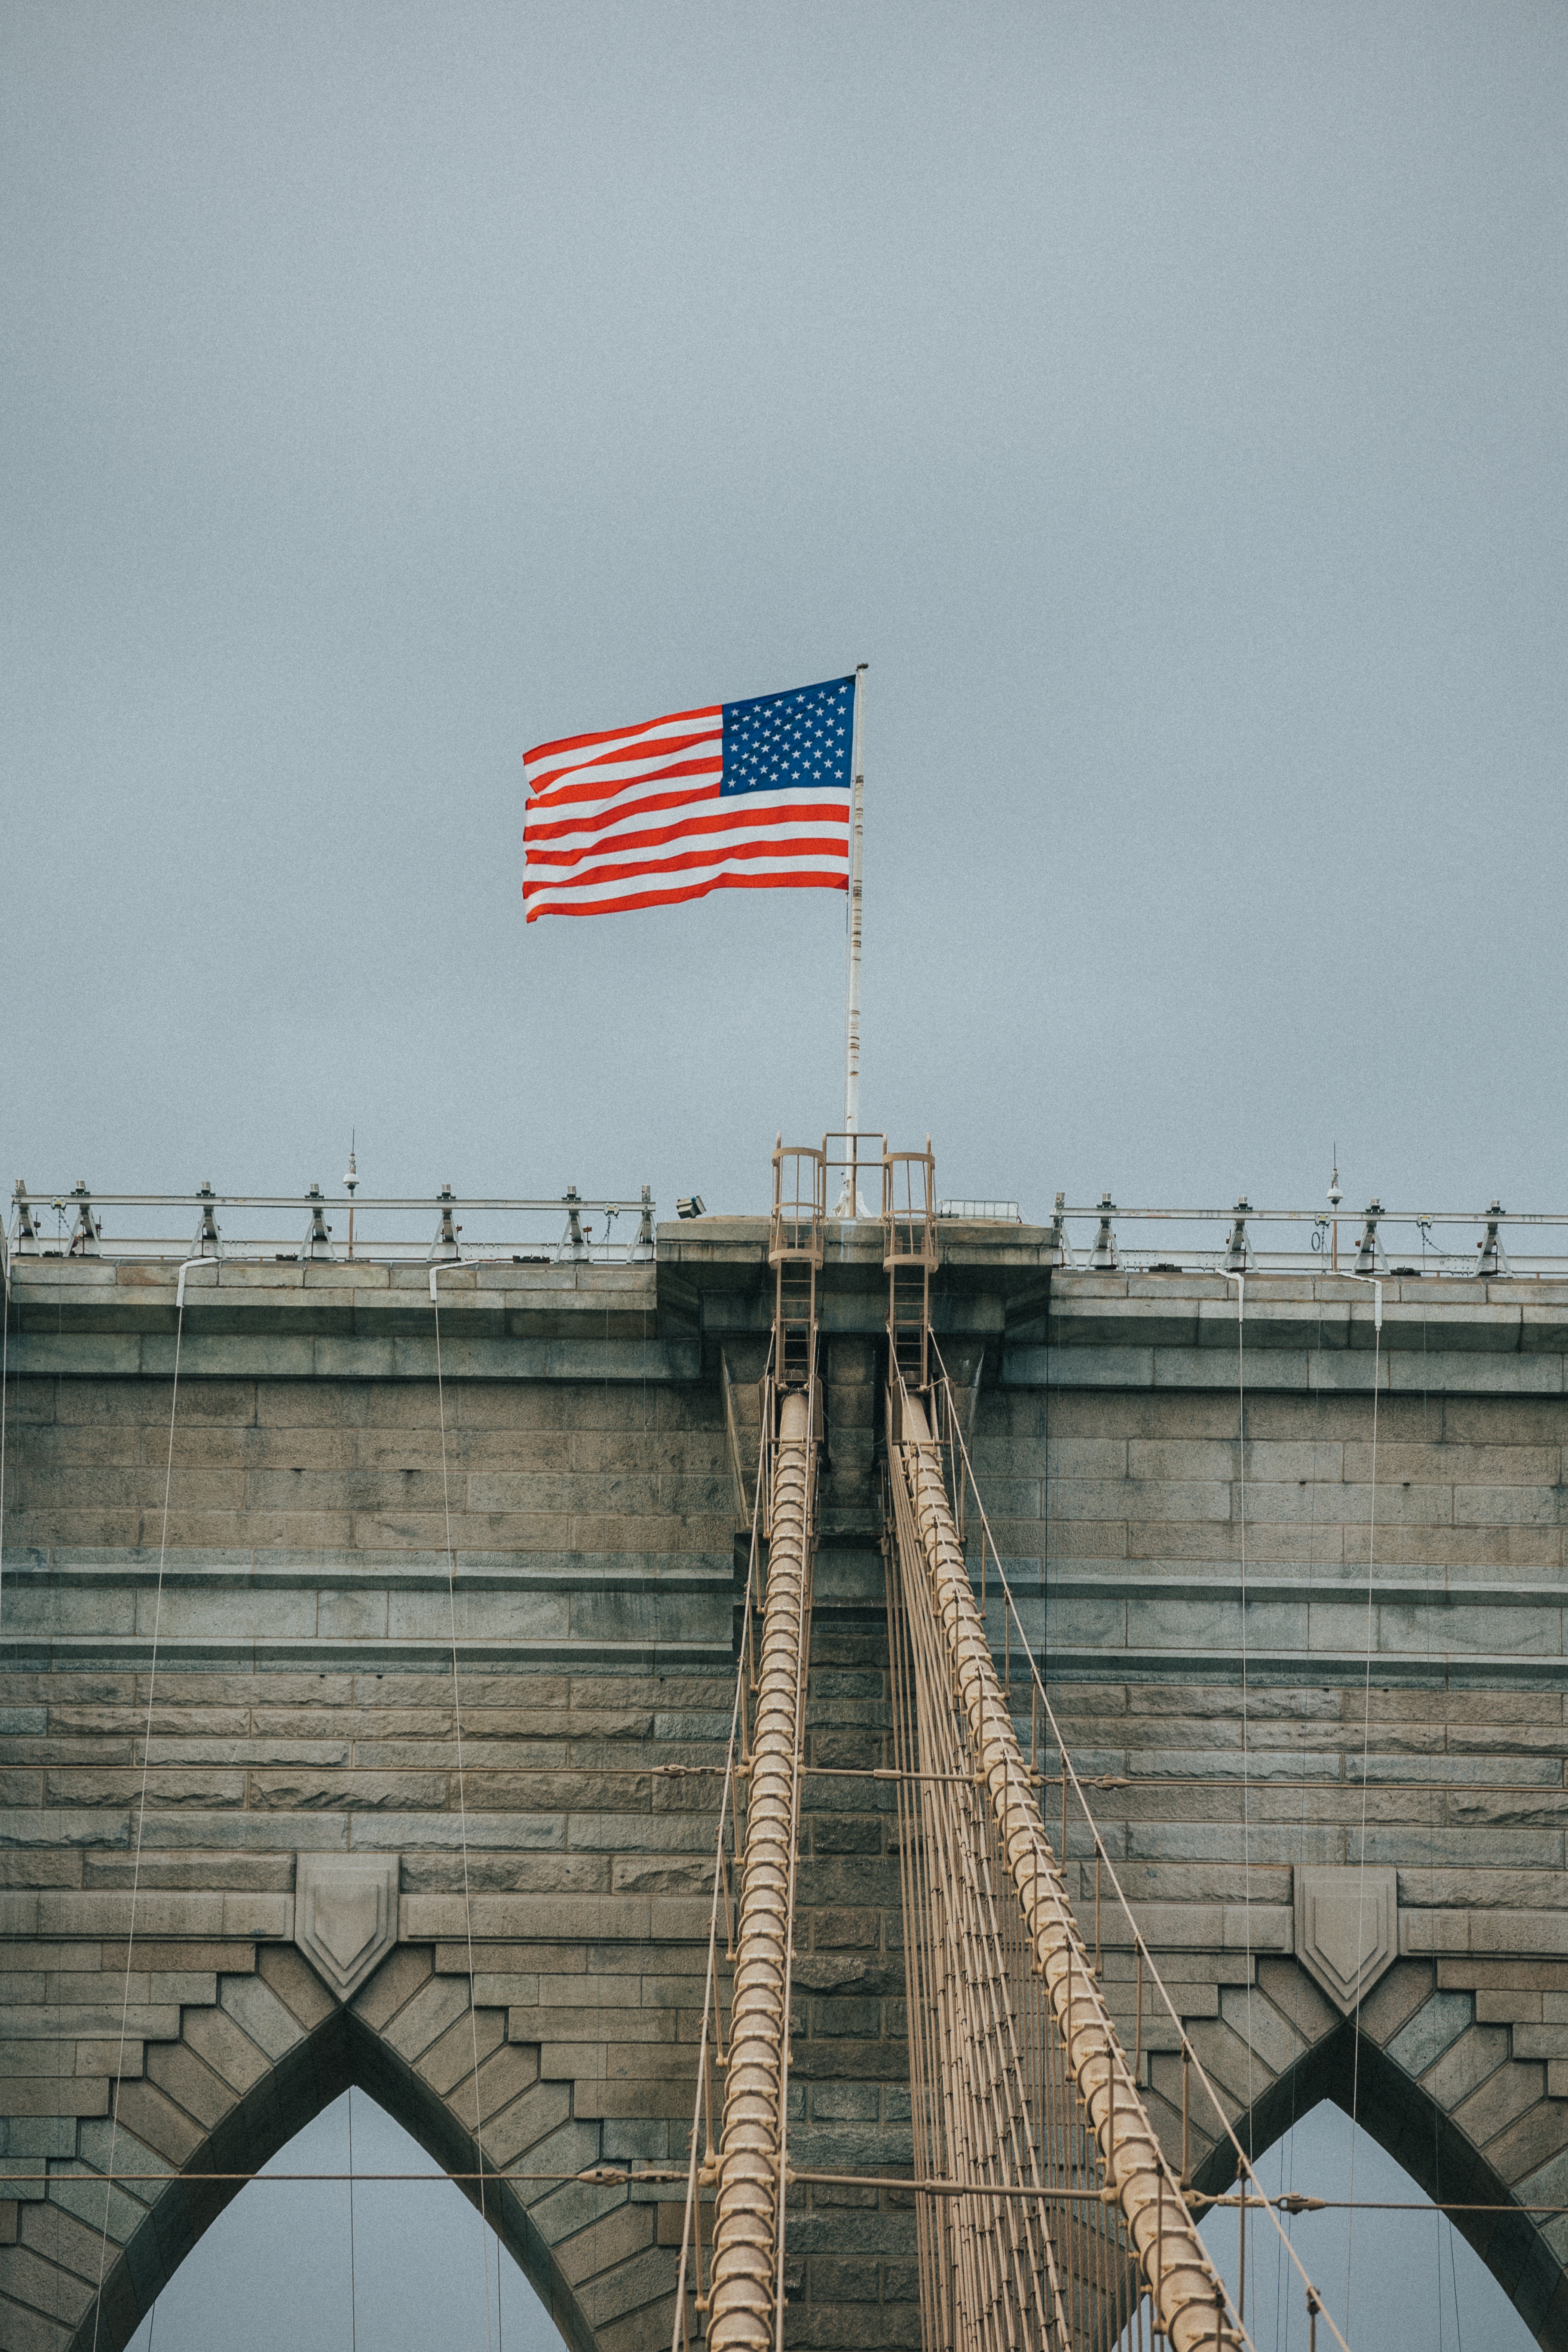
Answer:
[522,674,855,920]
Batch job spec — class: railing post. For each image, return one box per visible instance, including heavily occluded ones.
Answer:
[302,1183,334,1261]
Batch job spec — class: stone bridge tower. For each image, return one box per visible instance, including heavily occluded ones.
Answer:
[1,1226,1567,2348]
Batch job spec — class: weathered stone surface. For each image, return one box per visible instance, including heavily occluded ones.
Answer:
[5,1253,1568,2352]
[1295,1865,1399,2013]
[293,1854,399,2000]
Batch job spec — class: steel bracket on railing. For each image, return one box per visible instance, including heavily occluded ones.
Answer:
[1223,1197,1253,1272]
[1089,1191,1119,1270]
[429,1184,462,1263]
[1354,1197,1385,1275]
[68,1180,101,1257]
[192,1182,222,1259]
[10,1182,39,1258]
[300,1184,334,1261]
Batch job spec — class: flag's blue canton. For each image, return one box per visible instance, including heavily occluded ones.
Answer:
[720,674,855,796]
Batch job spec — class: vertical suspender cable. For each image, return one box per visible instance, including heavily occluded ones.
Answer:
[90,1257,213,2352]
[1346,1277,1383,2328]
[1220,1270,1254,2254]
[347,2085,358,2352]
[432,1267,496,2352]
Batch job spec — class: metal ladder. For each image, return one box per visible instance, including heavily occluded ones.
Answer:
[769,1138,825,1391]
[883,1141,936,1392]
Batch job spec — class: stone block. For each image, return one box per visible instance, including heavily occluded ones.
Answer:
[1515,2026,1568,2061]
[0,2008,178,2043]
[1482,2092,1568,2185]
[479,2077,571,2166]
[76,2117,168,2187]
[144,2042,236,2134]
[1438,1958,1568,1991]
[382,1975,472,2063]
[0,2082,107,2120]
[1423,2024,1511,2112]
[219,1975,306,2061]
[1387,1991,1474,2079]
[1479,1989,1544,2024]
[470,2040,541,2125]
[401,1895,653,1942]
[541,2043,687,2084]
[0,2289,74,2352]
[76,2042,143,2079]
[246,1769,446,1812]
[256,1942,342,2030]
[571,2080,694,2121]
[1217,1985,1305,2075]
[0,2246,92,2318]
[182,2006,272,2096]
[2,2122,75,2160]
[353,1812,564,1851]
[555,2197,655,2288]
[350,1944,433,2030]
[1452,2058,1546,2150]
[43,2159,145,2243]
[1221,1905,1292,1954]
[415,2005,506,2097]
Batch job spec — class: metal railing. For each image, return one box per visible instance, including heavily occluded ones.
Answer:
[1045,1194,1568,1278]
[824,1129,883,1220]
[5,1182,655,1267]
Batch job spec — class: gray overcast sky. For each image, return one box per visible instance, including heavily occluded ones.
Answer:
[4,1,1565,1225]
[126,2092,1530,2352]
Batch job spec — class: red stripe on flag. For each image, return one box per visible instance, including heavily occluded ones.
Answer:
[524,870,849,921]
[524,705,721,766]
[525,758,723,816]
[526,800,851,859]
[525,836,850,895]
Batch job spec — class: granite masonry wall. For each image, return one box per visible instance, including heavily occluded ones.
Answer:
[0,1237,1565,2348]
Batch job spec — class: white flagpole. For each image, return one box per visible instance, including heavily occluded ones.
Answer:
[843,663,867,1141]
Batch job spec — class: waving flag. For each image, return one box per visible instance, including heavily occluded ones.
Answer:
[523,674,855,920]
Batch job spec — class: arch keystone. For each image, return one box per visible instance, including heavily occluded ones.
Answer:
[1295,1865,1398,2014]
[294,1854,400,2000]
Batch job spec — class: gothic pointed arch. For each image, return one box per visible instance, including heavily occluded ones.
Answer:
[1144,1954,1568,2352]
[0,1946,674,2352]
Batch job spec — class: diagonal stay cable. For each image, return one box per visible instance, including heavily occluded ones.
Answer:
[928,1334,1356,2352]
